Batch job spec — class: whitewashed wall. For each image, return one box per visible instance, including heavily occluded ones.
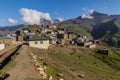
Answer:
[29,40,50,49]
[0,44,5,50]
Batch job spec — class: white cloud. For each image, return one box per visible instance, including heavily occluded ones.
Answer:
[81,7,87,11]
[57,17,64,22]
[8,18,18,25]
[19,8,53,25]
[89,10,94,14]
[81,9,94,19]
[81,14,93,19]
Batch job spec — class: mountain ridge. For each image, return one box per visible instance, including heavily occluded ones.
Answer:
[57,11,120,47]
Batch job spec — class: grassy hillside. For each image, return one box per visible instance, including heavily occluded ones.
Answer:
[23,25,41,31]
[57,21,92,37]
[57,11,120,47]
[57,11,112,38]
[31,45,120,80]
[92,18,120,47]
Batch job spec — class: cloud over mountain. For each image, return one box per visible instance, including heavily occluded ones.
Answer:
[81,10,94,19]
[8,18,18,25]
[57,18,64,22]
[20,8,53,25]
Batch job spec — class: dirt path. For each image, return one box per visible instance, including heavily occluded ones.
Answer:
[7,45,41,80]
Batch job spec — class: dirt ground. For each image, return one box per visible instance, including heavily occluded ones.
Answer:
[6,45,41,80]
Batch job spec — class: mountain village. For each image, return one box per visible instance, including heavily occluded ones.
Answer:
[1,0,120,80]
[0,25,110,80]
[0,16,120,80]
[0,25,97,50]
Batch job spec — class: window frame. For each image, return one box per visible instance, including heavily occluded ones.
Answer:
[34,41,38,44]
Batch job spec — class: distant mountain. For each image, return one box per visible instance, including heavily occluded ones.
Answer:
[1,11,120,47]
[0,24,25,32]
[0,19,61,32]
[77,11,109,24]
[40,18,53,26]
[57,11,110,37]
[58,11,120,31]
[57,11,120,47]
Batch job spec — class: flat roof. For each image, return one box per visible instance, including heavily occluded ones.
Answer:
[29,36,49,41]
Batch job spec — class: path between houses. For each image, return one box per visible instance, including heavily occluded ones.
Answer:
[6,45,41,80]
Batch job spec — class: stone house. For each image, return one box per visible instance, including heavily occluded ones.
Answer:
[56,34,67,45]
[0,37,13,44]
[77,41,93,47]
[67,32,77,39]
[46,25,57,29]
[29,36,50,49]
[86,44,96,48]
[97,49,109,55]
[49,30,59,44]
[0,44,5,51]
[57,28,66,34]
[16,31,24,42]
[16,35,24,42]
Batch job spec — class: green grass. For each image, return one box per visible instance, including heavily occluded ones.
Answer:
[102,18,113,23]
[32,47,120,80]
[0,61,16,73]
[52,52,120,79]
[58,22,92,37]
[100,19,120,47]
[24,25,41,31]
[115,19,120,28]
[46,64,62,80]
[68,27,92,37]
[37,56,62,80]
[45,53,119,79]
[0,52,19,73]
[95,46,120,72]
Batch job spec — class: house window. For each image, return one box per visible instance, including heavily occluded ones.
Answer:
[34,41,38,44]
[40,41,43,44]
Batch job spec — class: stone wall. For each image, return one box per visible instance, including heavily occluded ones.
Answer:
[0,44,5,50]
[29,40,50,49]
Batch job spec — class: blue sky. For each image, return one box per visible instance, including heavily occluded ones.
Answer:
[0,0,120,26]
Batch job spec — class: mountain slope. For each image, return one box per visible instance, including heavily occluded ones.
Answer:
[57,11,120,47]
[92,18,120,47]
[58,11,109,31]
[0,24,25,32]
[31,45,120,80]
[57,11,110,37]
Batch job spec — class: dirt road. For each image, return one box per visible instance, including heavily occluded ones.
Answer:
[7,45,41,80]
